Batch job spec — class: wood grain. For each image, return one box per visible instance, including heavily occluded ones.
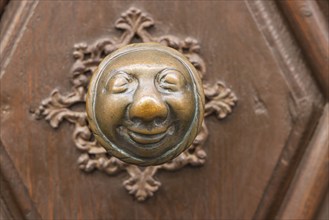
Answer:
[315,191,329,220]
[0,0,38,79]
[0,0,8,17]
[0,0,326,219]
[277,104,329,219]
[246,0,324,218]
[277,0,329,98]
[317,0,329,22]
[0,140,41,220]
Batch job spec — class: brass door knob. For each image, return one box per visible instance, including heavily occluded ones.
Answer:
[86,43,204,166]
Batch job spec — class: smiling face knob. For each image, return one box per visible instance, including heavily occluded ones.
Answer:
[86,43,204,166]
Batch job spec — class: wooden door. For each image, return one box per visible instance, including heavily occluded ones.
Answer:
[1,1,328,219]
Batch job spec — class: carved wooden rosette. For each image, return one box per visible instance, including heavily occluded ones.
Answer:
[35,7,237,201]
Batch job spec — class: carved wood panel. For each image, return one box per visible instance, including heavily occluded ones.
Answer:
[0,1,327,220]
[34,7,237,201]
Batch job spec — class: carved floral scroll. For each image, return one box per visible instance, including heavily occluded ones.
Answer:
[35,8,237,201]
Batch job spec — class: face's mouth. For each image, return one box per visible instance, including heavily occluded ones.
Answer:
[119,125,175,145]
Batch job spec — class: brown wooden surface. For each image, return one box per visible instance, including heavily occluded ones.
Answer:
[0,0,8,17]
[317,0,329,22]
[0,141,41,220]
[0,0,327,219]
[278,0,329,98]
[277,104,329,219]
[247,1,326,219]
[315,191,329,220]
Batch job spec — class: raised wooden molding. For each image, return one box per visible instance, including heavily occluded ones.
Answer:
[0,1,41,219]
[246,0,325,219]
[0,0,38,79]
[315,191,329,220]
[277,0,329,98]
[0,0,9,16]
[277,104,329,219]
[0,0,327,218]
[0,140,41,220]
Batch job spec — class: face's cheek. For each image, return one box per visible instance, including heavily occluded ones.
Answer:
[164,89,195,132]
[95,93,132,140]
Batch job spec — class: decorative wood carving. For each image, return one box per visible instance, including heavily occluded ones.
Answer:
[35,7,237,201]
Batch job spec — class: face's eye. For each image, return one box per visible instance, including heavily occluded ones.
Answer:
[106,72,134,94]
[156,69,186,92]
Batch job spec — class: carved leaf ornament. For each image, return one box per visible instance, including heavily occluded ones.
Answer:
[35,8,237,201]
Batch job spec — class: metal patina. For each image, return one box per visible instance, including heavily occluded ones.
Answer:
[86,43,205,166]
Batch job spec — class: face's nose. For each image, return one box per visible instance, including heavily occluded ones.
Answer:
[129,95,168,122]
